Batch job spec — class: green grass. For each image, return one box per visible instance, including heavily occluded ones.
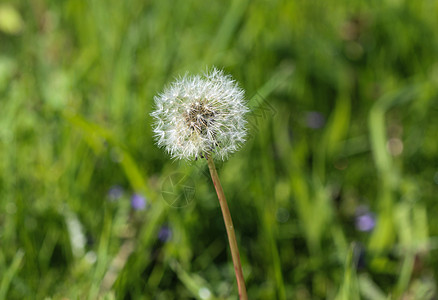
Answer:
[1,0,438,299]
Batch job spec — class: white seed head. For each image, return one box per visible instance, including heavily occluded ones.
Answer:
[151,68,249,161]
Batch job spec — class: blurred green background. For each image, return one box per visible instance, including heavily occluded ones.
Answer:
[1,0,438,299]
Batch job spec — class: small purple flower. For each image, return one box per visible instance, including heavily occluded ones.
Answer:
[356,214,376,232]
[131,194,146,210]
[305,111,325,129]
[355,205,376,232]
[108,185,123,201]
[158,226,172,242]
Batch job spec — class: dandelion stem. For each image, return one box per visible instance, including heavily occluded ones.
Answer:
[206,156,248,300]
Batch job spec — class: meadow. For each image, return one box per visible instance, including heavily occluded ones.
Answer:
[1,0,438,299]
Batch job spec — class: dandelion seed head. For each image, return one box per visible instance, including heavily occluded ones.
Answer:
[151,68,249,161]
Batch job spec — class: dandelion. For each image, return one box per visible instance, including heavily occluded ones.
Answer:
[151,67,248,161]
[151,68,249,299]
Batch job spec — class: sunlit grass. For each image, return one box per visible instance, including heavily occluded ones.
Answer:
[1,0,438,299]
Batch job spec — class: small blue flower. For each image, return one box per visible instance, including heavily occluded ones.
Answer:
[305,111,325,129]
[356,214,376,232]
[108,185,124,201]
[131,194,147,210]
[355,205,376,232]
[158,226,172,242]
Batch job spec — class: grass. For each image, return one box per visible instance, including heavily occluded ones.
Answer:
[1,0,438,299]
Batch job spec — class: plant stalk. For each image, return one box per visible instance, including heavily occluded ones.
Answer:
[206,156,248,300]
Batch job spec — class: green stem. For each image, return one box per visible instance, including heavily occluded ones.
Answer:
[206,156,248,300]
